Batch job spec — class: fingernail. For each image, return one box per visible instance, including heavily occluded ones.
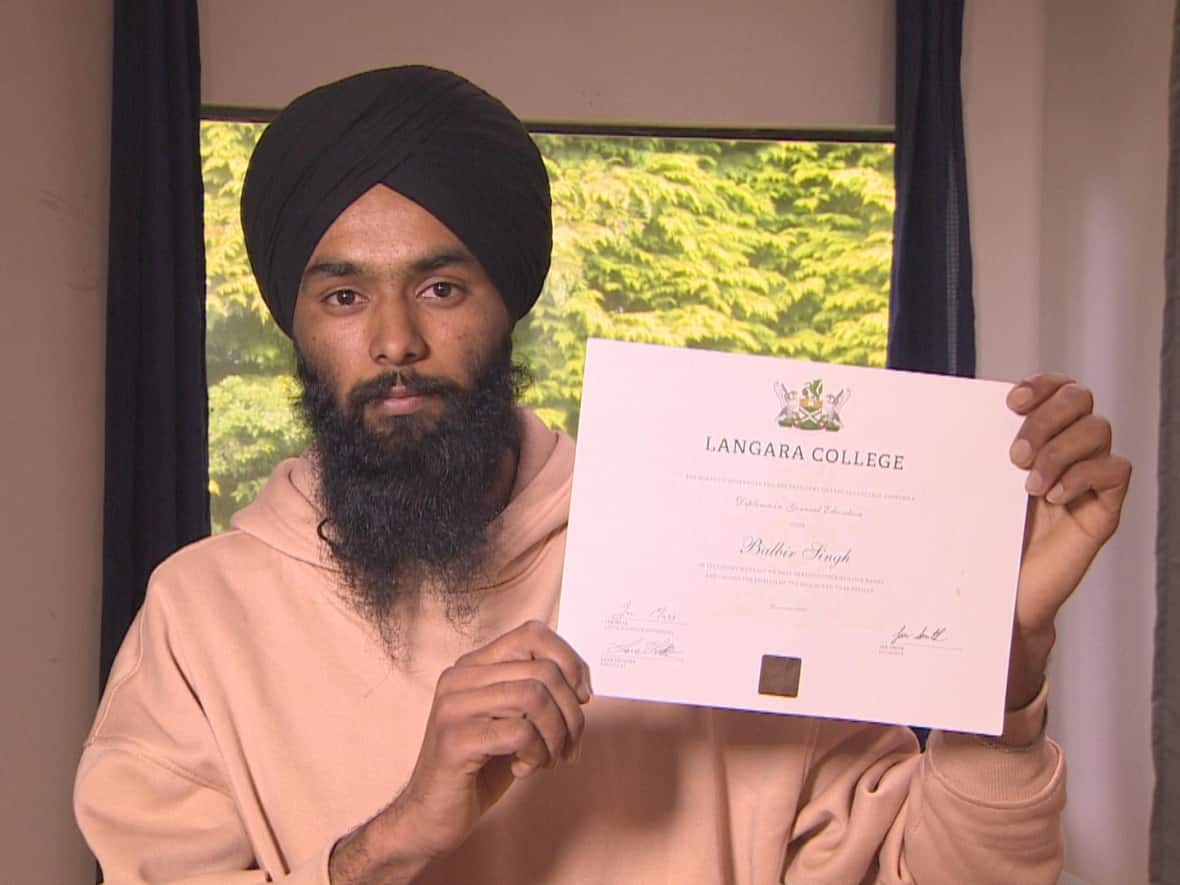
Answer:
[1025,470,1045,495]
[1046,483,1065,504]
[1008,386,1034,410]
[1010,439,1033,466]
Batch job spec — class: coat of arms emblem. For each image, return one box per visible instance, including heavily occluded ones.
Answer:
[774,378,851,431]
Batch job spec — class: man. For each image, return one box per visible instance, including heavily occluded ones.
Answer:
[75,66,1132,884]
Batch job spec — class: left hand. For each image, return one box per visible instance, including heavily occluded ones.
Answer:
[1004,374,1132,709]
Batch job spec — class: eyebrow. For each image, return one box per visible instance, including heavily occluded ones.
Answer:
[301,260,365,282]
[301,249,479,285]
[410,249,478,274]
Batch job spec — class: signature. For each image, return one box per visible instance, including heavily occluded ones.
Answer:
[889,624,950,647]
[604,637,681,658]
[605,600,683,627]
[647,605,680,625]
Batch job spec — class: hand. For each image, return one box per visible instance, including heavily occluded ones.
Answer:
[1004,374,1131,708]
[329,620,592,884]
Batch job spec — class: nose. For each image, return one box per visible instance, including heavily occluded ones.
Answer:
[368,293,427,367]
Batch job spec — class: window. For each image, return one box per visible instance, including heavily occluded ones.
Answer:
[202,121,893,531]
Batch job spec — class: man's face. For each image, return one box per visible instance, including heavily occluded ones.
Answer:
[288,185,526,640]
[292,184,513,432]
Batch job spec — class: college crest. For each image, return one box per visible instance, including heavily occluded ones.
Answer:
[774,378,851,431]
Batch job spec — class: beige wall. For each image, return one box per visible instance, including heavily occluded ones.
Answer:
[963,3,1166,882]
[0,0,111,882]
[963,2,1048,379]
[1038,2,1167,882]
[199,0,895,128]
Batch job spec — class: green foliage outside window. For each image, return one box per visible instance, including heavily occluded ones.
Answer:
[202,122,893,532]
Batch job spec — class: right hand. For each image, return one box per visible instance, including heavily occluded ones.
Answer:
[330,620,592,883]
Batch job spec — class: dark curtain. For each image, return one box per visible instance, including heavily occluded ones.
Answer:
[1152,5,1180,882]
[889,0,976,377]
[891,0,974,749]
[101,0,208,686]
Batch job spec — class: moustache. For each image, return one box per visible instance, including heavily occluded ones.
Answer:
[346,369,466,412]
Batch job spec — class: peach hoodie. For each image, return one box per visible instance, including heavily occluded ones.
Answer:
[76,411,1065,884]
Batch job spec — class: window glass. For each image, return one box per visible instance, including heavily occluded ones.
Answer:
[202,121,893,531]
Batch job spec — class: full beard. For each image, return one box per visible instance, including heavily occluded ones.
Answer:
[296,340,527,644]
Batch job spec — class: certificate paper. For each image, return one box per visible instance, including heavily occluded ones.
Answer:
[557,339,1029,735]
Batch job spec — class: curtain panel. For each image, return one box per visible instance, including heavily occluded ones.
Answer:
[889,0,975,378]
[101,0,208,686]
[890,0,974,748]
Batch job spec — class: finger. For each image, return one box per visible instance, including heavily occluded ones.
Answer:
[1023,413,1112,497]
[487,680,570,768]
[456,715,551,778]
[1042,454,1132,515]
[1008,382,1096,468]
[1006,373,1078,415]
[437,678,579,768]
[437,661,586,759]
[425,711,550,777]
[455,620,592,703]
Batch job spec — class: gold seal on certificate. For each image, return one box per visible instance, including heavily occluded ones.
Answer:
[557,339,1028,735]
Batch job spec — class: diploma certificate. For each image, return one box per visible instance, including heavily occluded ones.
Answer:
[557,339,1029,735]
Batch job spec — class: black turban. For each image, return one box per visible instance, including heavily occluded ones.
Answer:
[240,66,552,338]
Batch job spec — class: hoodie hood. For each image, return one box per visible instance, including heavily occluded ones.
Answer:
[230,408,574,589]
